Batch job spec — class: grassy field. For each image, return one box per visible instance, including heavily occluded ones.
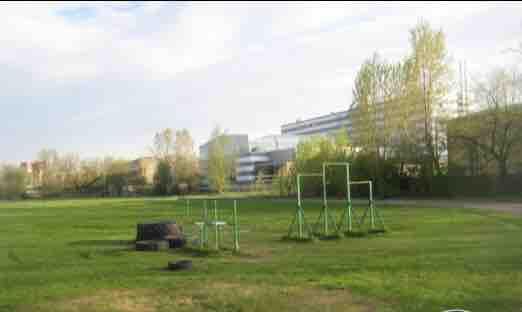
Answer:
[1,197,521,312]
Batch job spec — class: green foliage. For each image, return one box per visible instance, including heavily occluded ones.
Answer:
[154,160,173,195]
[207,127,234,193]
[272,165,296,197]
[0,165,27,199]
[294,135,352,197]
[350,20,452,195]
[409,20,451,178]
[174,129,199,192]
[290,133,401,198]
[105,160,130,197]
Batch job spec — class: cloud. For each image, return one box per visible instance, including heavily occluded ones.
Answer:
[0,3,248,82]
[0,2,521,162]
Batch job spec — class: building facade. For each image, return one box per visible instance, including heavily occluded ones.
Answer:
[281,104,444,164]
[199,134,299,191]
[236,135,299,186]
[20,161,46,188]
[281,110,352,138]
[129,157,158,185]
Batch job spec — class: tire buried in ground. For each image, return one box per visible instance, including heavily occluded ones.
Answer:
[135,240,169,251]
[168,260,192,271]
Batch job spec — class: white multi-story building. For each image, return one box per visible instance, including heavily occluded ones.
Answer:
[199,134,300,191]
[235,135,300,186]
[281,110,352,138]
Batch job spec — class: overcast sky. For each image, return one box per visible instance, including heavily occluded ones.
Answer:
[1,1,521,163]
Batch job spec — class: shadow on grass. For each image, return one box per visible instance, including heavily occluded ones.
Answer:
[176,246,224,258]
[68,240,135,247]
[175,246,254,259]
[279,236,317,244]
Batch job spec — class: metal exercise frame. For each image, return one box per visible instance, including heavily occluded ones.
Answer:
[183,198,240,252]
[349,180,385,232]
[288,162,385,240]
[286,173,321,240]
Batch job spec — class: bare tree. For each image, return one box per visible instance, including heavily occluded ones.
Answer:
[451,68,522,184]
[150,128,175,164]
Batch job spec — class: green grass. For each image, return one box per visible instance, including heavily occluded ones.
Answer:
[1,197,521,312]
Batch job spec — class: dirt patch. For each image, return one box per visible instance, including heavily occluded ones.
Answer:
[283,286,375,312]
[32,289,157,312]
[29,283,376,312]
[192,282,375,312]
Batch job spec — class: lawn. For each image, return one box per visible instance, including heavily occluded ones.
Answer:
[1,197,521,312]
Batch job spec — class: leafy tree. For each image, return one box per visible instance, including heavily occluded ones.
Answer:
[154,160,173,195]
[0,165,27,199]
[352,53,383,153]
[409,20,452,180]
[105,160,130,197]
[174,129,199,192]
[272,163,296,197]
[352,54,390,194]
[207,126,233,193]
[294,135,352,196]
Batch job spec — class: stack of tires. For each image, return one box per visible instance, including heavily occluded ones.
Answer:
[135,220,186,251]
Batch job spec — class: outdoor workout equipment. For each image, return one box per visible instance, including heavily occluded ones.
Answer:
[285,173,320,240]
[178,197,240,252]
[288,161,385,240]
[320,162,385,235]
[349,180,385,233]
[314,162,350,237]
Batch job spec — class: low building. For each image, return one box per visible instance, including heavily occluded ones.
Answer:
[129,157,158,185]
[199,134,299,191]
[20,161,46,187]
[236,135,299,186]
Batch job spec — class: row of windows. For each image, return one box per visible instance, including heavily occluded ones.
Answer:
[282,116,351,133]
[284,124,352,136]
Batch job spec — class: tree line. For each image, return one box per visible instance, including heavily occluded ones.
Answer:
[0,128,200,199]
[269,21,522,198]
[348,20,522,195]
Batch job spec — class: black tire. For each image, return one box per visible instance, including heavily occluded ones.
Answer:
[168,260,192,271]
[135,240,169,251]
[136,220,182,241]
[167,238,186,249]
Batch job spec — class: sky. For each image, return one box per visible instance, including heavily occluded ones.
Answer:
[1,1,521,163]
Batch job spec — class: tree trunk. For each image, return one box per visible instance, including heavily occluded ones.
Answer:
[495,159,508,194]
